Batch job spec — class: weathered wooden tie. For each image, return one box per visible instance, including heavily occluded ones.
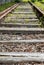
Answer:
[12,12,34,14]
[0,23,41,27]
[0,52,44,63]
[0,39,44,43]
[0,28,43,31]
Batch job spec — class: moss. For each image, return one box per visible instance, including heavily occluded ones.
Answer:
[7,13,14,16]
[4,17,11,22]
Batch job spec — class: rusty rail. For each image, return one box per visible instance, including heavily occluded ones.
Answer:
[0,3,19,20]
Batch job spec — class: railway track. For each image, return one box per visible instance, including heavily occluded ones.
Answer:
[0,2,44,65]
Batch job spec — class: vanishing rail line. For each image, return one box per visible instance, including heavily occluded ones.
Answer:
[0,2,44,65]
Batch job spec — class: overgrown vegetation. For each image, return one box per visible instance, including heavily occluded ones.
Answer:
[35,2,44,11]
[0,2,15,12]
[29,0,44,27]
[0,0,22,12]
[30,0,44,11]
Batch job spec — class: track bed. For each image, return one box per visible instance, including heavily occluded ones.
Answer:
[0,3,44,65]
[0,41,44,52]
[0,33,44,40]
